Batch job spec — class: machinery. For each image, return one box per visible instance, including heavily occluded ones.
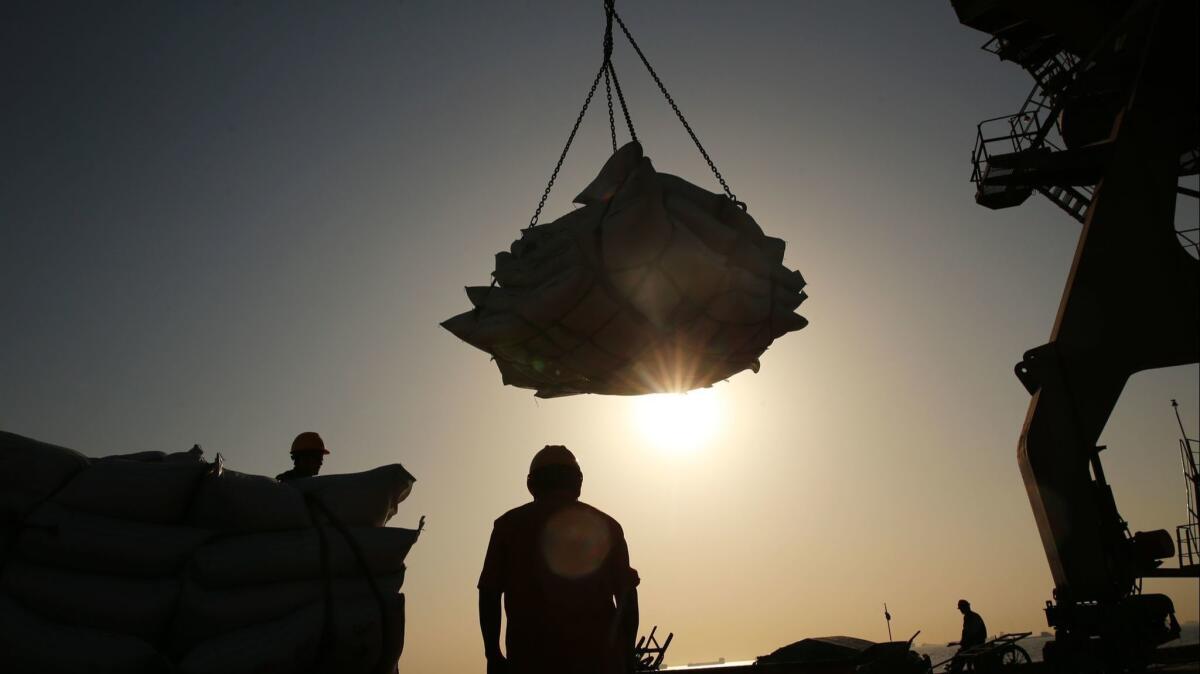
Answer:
[951,0,1199,669]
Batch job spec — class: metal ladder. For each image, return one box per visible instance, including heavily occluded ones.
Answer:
[1172,400,1200,570]
[1038,185,1093,223]
[971,32,1096,219]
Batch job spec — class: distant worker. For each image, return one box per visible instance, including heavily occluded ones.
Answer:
[948,599,987,673]
[478,445,640,674]
[275,431,328,482]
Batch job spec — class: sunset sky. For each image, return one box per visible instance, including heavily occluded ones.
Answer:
[2,2,1196,671]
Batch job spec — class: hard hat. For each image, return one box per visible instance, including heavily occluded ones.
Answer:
[529,445,578,474]
[291,432,329,455]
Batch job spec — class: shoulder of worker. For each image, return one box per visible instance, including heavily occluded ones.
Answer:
[575,500,626,534]
[491,500,623,530]
[275,469,296,481]
[492,500,541,527]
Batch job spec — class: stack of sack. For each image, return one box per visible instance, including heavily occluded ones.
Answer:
[0,430,418,674]
[443,141,809,398]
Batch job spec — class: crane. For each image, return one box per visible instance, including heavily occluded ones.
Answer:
[951,0,1199,669]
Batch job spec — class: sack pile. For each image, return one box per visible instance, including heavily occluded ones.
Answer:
[443,141,808,398]
[0,430,418,674]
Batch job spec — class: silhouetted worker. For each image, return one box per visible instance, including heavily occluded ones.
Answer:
[478,445,640,674]
[275,431,329,482]
[948,599,987,673]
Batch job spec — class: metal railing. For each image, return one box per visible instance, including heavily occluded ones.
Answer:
[1178,523,1200,569]
[1177,227,1200,258]
[970,109,1057,184]
[969,47,1076,189]
[634,625,673,671]
[1174,400,1199,570]
[981,34,1005,57]
[969,34,1100,221]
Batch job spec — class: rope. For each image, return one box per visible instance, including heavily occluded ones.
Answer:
[8,452,219,657]
[306,497,337,668]
[307,494,396,674]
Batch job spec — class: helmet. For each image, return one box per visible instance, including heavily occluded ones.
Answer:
[291,432,329,455]
[529,445,578,475]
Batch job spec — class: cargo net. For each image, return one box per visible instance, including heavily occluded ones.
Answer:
[443,2,807,397]
[443,142,808,398]
[0,431,419,674]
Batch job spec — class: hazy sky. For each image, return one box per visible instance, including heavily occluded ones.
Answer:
[2,2,1197,670]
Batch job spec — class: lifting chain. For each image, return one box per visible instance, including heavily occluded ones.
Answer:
[528,0,740,228]
[602,1,618,154]
[604,0,638,145]
[527,61,607,228]
[612,10,744,210]
[604,66,616,154]
[607,60,637,146]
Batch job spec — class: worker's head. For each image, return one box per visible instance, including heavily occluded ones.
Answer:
[957,599,971,614]
[290,431,329,477]
[527,445,582,501]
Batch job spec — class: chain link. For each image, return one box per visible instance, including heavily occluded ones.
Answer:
[530,1,743,227]
[604,66,616,154]
[612,11,744,210]
[606,61,638,145]
[528,61,608,227]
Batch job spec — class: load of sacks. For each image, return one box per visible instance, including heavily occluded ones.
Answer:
[443,141,809,398]
[0,430,419,674]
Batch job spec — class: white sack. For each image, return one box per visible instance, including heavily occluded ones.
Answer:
[180,594,404,674]
[190,468,311,532]
[19,502,210,576]
[0,431,90,522]
[442,142,809,398]
[94,450,169,462]
[0,594,170,674]
[91,449,203,463]
[381,592,407,672]
[290,464,416,527]
[54,458,210,524]
[172,571,405,649]
[2,560,178,641]
[191,526,418,587]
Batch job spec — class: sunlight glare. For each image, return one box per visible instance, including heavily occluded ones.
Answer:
[631,388,722,452]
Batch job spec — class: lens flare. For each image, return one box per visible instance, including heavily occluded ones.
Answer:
[631,387,722,452]
[541,505,611,579]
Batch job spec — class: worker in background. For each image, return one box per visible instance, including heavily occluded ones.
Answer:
[478,445,640,674]
[948,599,988,673]
[275,431,328,482]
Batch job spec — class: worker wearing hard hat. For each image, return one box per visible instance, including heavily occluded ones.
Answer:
[478,445,640,674]
[947,599,988,673]
[275,432,329,482]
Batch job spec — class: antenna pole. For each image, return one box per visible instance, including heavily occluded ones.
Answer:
[1172,399,1191,442]
[884,603,893,641]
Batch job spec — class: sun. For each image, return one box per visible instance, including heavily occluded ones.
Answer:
[631,388,722,452]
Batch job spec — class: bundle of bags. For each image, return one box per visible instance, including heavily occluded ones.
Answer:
[0,430,418,674]
[443,141,808,398]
